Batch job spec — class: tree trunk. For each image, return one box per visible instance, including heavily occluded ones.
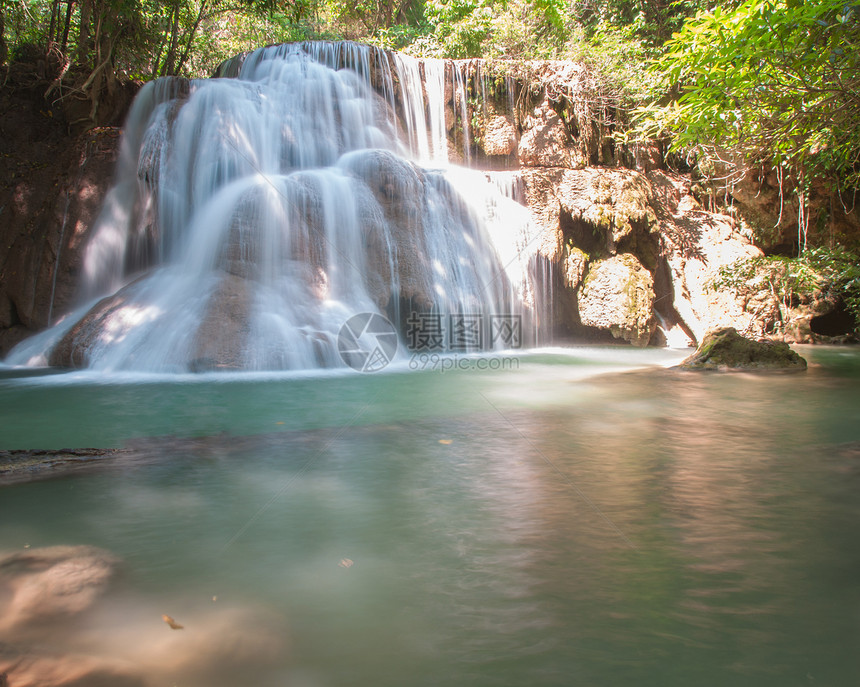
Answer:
[0,5,7,66]
[161,1,182,76]
[48,0,61,45]
[175,0,209,76]
[151,38,166,79]
[77,0,92,65]
[61,0,75,53]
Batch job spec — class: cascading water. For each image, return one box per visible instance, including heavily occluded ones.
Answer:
[6,42,543,372]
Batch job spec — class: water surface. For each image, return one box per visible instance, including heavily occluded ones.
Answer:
[1,347,858,686]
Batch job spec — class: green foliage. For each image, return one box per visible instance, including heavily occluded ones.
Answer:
[805,246,860,327]
[0,0,702,79]
[636,0,860,191]
[414,0,568,58]
[564,23,658,105]
[423,0,494,57]
[712,254,819,310]
[0,0,335,80]
[370,22,430,50]
[712,246,860,333]
[571,0,715,48]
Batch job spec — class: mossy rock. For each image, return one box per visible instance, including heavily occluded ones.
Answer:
[678,327,807,371]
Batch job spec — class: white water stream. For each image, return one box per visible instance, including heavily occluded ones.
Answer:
[7,43,541,372]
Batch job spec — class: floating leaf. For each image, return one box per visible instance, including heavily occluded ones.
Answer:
[162,614,184,630]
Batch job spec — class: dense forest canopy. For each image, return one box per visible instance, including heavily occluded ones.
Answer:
[2,1,854,172]
[0,1,719,78]
[1,0,858,325]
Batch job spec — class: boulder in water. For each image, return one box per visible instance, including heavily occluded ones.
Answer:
[677,327,807,371]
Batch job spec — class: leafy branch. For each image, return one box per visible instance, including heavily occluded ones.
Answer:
[711,246,860,334]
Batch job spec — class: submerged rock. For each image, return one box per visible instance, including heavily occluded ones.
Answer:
[0,546,121,637]
[0,448,126,482]
[0,543,287,686]
[677,327,807,371]
[0,651,144,687]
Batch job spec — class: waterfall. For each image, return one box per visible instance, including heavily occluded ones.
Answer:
[7,42,545,372]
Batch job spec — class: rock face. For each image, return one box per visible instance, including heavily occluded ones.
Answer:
[0,448,125,482]
[677,327,807,370]
[648,171,765,343]
[0,64,134,357]
[482,115,518,157]
[518,100,581,169]
[46,147,468,369]
[518,163,763,346]
[0,128,122,357]
[578,254,655,346]
[722,165,860,255]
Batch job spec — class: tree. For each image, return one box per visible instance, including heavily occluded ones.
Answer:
[571,0,716,47]
[0,1,7,65]
[637,0,860,198]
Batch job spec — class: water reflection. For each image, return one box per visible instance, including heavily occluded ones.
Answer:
[1,350,859,686]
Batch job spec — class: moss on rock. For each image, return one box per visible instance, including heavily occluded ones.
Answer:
[678,327,807,371]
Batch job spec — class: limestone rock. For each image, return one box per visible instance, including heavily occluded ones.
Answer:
[0,448,125,482]
[48,285,137,369]
[562,247,588,291]
[520,167,658,264]
[189,272,254,370]
[482,115,517,156]
[557,168,657,248]
[518,101,577,169]
[519,167,566,261]
[578,254,656,346]
[646,171,768,343]
[632,142,663,172]
[677,327,807,370]
[662,210,768,341]
[340,149,434,308]
[728,167,860,253]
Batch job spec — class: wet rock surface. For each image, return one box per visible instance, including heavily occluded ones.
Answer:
[0,448,126,483]
[677,327,808,371]
[578,254,656,347]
